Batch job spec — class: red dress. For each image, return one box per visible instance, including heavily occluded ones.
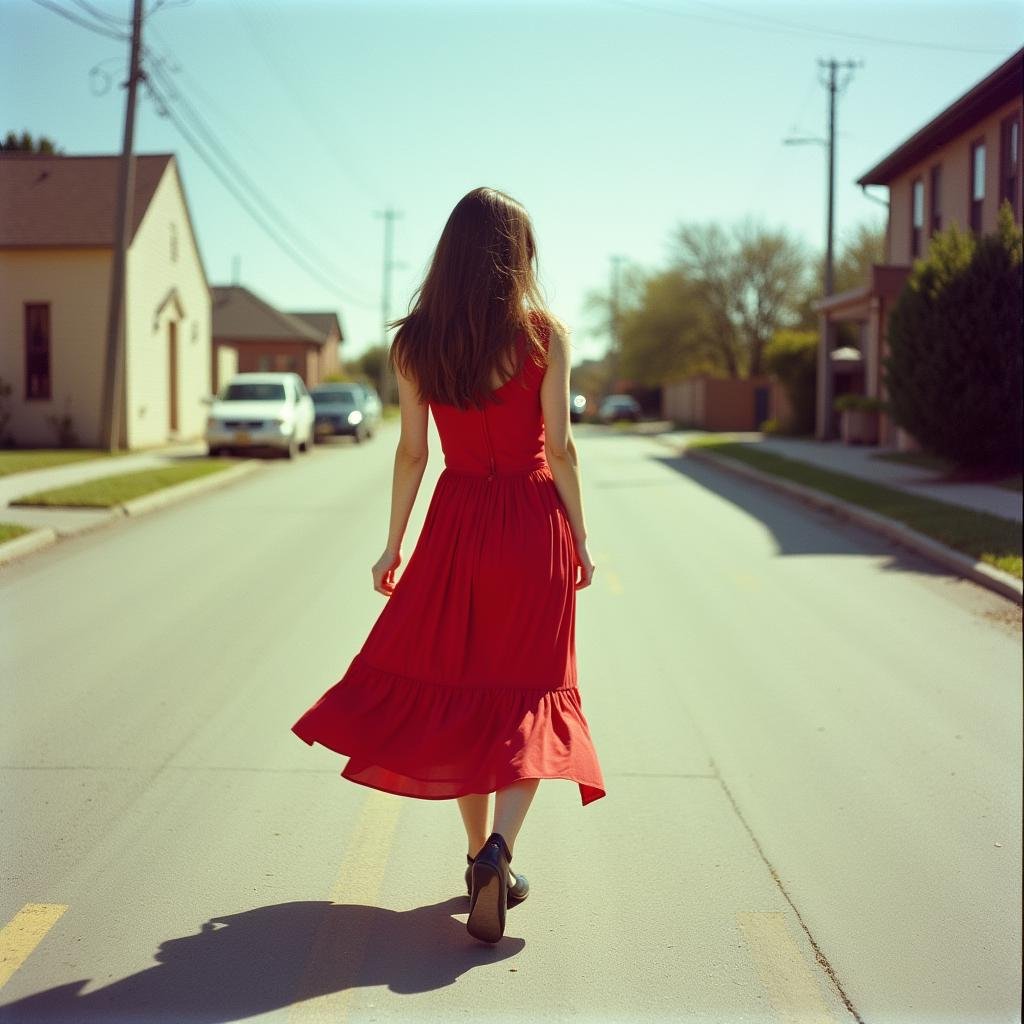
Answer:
[291,327,606,806]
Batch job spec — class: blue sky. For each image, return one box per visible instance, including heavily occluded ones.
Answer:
[3,0,1021,362]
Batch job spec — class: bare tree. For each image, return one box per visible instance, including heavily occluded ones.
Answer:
[672,217,811,378]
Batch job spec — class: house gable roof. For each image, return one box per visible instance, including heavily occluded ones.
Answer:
[290,311,344,342]
[211,285,327,345]
[857,47,1023,186]
[0,152,174,248]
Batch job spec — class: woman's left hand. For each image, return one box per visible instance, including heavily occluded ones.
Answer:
[372,548,402,596]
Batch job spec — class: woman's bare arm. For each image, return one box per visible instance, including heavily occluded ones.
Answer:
[373,364,429,595]
[540,320,595,588]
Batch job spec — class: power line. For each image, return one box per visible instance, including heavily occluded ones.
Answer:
[601,0,1010,56]
[31,0,379,312]
[145,21,268,162]
[69,0,130,29]
[29,0,127,41]
[148,0,197,13]
[144,76,378,311]
[142,48,378,308]
[141,31,378,303]
[228,0,383,206]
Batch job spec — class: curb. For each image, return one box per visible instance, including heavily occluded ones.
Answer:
[680,445,1023,606]
[118,459,262,517]
[0,527,59,567]
[0,460,263,569]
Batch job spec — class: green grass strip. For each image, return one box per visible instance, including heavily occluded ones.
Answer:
[689,438,1022,580]
[11,460,236,509]
[0,523,32,543]
[0,449,129,478]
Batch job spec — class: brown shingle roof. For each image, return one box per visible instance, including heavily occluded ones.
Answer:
[211,285,327,344]
[0,152,174,248]
[290,311,344,342]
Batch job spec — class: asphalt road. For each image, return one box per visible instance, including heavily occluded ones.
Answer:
[1,420,1020,1024]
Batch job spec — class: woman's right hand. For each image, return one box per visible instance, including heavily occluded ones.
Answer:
[574,540,596,590]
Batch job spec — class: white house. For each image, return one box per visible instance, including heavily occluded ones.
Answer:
[0,152,223,449]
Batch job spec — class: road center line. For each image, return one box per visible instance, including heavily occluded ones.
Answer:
[0,903,68,990]
[735,911,838,1024]
[288,790,403,1023]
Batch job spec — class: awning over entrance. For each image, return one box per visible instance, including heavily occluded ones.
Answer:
[813,265,911,319]
[813,264,911,442]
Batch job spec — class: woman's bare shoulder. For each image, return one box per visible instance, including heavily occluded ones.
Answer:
[527,309,569,347]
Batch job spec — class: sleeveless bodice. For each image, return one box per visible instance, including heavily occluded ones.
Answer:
[428,332,548,478]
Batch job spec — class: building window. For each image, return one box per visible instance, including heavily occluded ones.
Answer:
[970,140,985,233]
[24,303,51,400]
[929,164,942,234]
[1000,114,1020,221]
[169,223,179,262]
[911,177,924,257]
[258,355,272,371]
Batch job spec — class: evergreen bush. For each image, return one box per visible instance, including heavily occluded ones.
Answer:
[883,201,1022,472]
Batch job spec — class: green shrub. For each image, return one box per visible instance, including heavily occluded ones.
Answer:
[883,201,1023,472]
[763,330,817,434]
[833,394,889,413]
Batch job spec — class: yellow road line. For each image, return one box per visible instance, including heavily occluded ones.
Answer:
[736,911,837,1024]
[0,903,68,990]
[731,570,762,592]
[288,790,403,1023]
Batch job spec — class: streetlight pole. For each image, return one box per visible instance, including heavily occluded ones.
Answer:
[784,57,861,440]
[374,207,402,404]
[609,254,626,392]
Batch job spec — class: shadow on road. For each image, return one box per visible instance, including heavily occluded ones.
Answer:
[0,898,522,1023]
[651,451,954,581]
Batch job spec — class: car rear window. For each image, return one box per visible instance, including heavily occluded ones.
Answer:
[312,389,357,405]
[223,382,286,401]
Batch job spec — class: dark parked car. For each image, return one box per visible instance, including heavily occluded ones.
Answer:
[598,394,642,424]
[310,384,380,442]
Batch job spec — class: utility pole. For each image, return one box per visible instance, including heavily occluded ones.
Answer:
[609,254,626,393]
[99,0,145,451]
[374,207,402,404]
[819,57,860,297]
[784,57,861,440]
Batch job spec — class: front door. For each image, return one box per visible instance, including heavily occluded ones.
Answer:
[753,386,770,429]
[168,320,179,433]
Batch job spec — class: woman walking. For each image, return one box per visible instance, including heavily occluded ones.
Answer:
[291,186,605,944]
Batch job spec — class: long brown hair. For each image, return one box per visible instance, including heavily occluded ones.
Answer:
[389,187,554,410]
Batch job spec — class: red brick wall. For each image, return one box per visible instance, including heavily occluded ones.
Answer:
[663,374,788,430]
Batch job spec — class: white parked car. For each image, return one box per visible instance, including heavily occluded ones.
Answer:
[206,373,315,459]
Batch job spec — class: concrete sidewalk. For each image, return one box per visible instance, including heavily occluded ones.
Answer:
[0,441,251,544]
[0,441,209,507]
[652,428,1022,523]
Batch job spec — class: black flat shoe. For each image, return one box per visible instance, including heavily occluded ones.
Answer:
[466,832,512,943]
[465,854,529,905]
